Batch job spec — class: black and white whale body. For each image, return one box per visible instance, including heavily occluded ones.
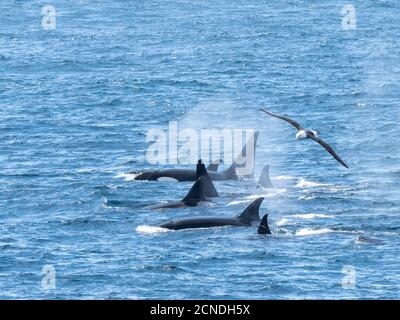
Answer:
[134,131,259,181]
[159,197,265,230]
[147,161,218,209]
[134,164,236,182]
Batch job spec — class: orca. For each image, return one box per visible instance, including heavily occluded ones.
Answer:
[147,162,218,209]
[133,162,234,181]
[258,214,272,234]
[134,131,259,181]
[159,197,265,230]
[257,165,273,188]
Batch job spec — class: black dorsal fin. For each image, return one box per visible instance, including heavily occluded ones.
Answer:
[182,175,218,204]
[258,214,271,234]
[194,159,218,197]
[195,159,208,180]
[182,177,208,205]
[258,165,273,188]
[236,197,264,224]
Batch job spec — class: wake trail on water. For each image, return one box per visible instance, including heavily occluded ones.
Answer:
[136,225,170,234]
[116,172,139,181]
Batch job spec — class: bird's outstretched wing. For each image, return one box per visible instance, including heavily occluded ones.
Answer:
[260,108,303,130]
[307,133,349,168]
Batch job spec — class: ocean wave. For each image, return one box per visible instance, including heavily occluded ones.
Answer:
[136,225,169,234]
[276,213,332,226]
[115,172,138,181]
[275,175,296,180]
[298,195,318,200]
[276,218,290,226]
[295,178,328,188]
[292,213,333,219]
[295,228,335,236]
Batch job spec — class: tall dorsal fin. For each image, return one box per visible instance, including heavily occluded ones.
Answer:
[195,159,208,180]
[182,175,218,204]
[258,214,271,234]
[194,159,218,197]
[182,177,208,205]
[258,165,273,188]
[236,197,264,224]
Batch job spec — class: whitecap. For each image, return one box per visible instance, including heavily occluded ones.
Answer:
[116,172,138,181]
[136,225,169,234]
[276,218,290,226]
[292,213,333,219]
[226,199,251,206]
[275,175,296,180]
[295,178,327,188]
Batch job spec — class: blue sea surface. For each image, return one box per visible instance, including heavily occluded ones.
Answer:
[1,0,399,299]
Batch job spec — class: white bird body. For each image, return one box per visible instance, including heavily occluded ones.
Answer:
[260,108,348,168]
[296,130,308,140]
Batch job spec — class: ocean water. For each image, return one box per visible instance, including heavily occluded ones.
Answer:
[1,0,399,299]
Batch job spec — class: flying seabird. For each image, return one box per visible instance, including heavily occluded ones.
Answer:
[260,108,349,168]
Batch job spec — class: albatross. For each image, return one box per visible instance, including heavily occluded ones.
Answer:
[260,108,349,168]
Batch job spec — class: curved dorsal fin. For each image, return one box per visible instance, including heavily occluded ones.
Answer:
[258,214,271,234]
[182,177,208,204]
[194,160,218,197]
[182,175,218,204]
[195,159,208,180]
[236,197,264,224]
[258,165,273,188]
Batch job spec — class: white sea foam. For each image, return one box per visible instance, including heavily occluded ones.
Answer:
[116,172,138,181]
[275,175,296,180]
[295,178,327,188]
[276,213,332,226]
[227,200,249,206]
[295,228,334,236]
[136,225,169,234]
[298,195,317,200]
[292,213,333,219]
[245,194,267,199]
[276,218,290,226]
